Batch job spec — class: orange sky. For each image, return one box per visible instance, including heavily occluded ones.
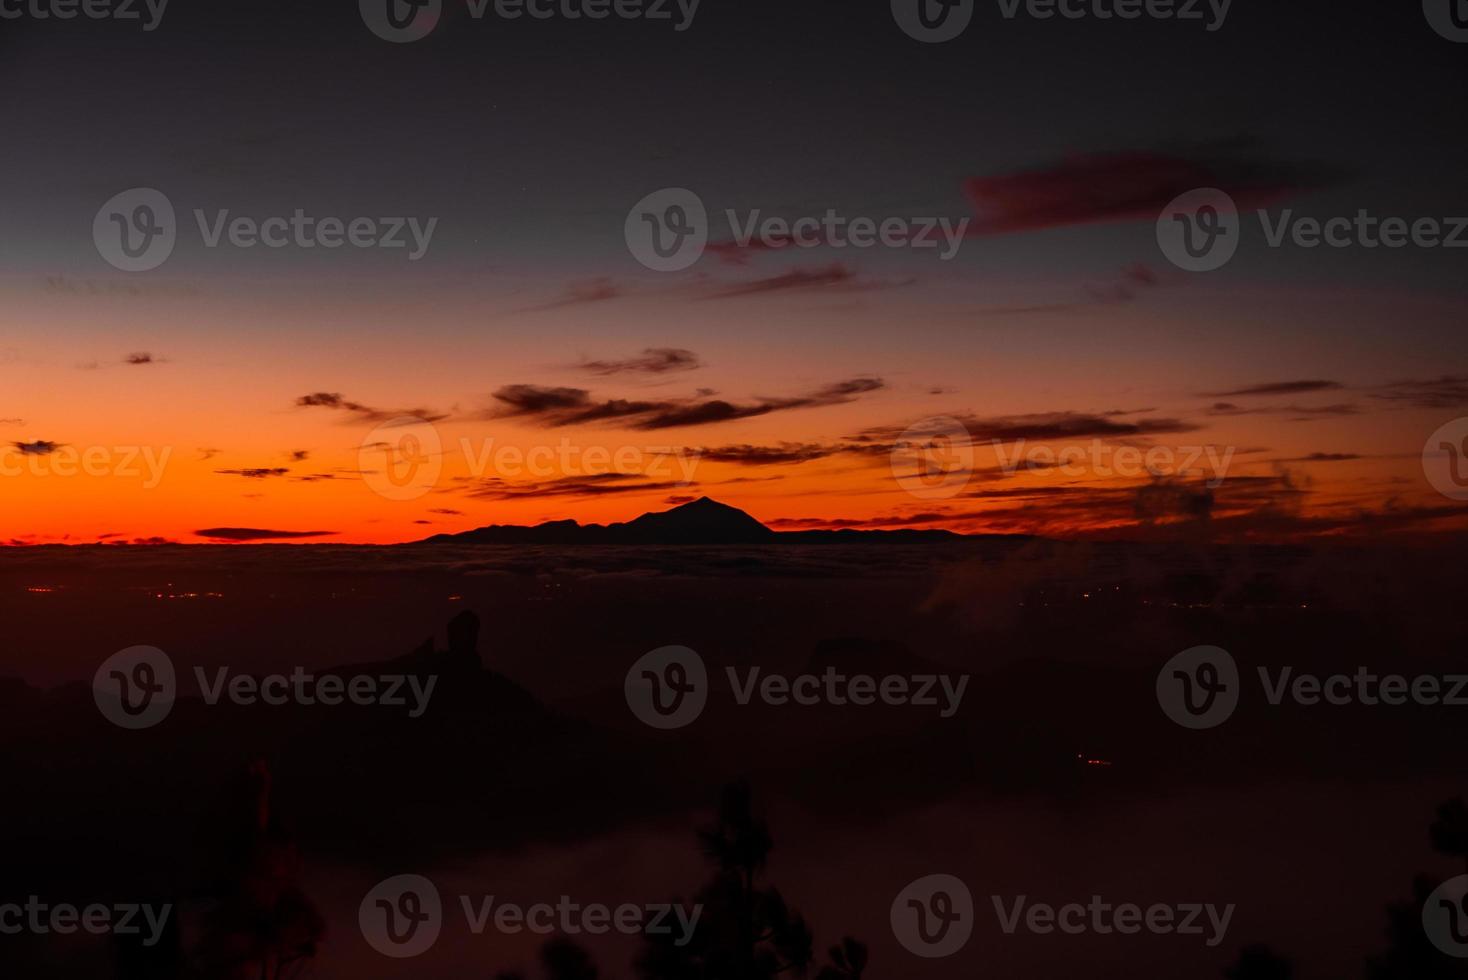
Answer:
[4,273,1466,545]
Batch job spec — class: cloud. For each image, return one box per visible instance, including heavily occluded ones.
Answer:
[519,278,622,313]
[850,411,1199,450]
[767,512,957,530]
[976,264,1170,318]
[429,507,463,516]
[1370,375,1468,409]
[701,264,914,300]
[457,473,689,500]
[696,443,843,465]
[962,145,1335,236]
[295,392,447,424]
[578,348,702,376]
[12,440,61,456]
[1202,380,1344,397]
[1205,402,1358,419]
[1278,452,1363,463]
[194,528,337,541]
[287,450,311,462]
[216,467,291,479]
[124,351,159,365]
[487,376,886,431]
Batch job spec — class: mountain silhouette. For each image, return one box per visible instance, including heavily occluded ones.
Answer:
[419,496,963,545]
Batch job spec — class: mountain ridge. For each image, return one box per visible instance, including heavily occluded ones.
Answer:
[418,496,968,545]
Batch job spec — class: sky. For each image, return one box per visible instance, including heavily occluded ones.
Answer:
[1,0,1467,544]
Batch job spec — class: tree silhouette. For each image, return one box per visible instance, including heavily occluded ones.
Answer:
[195,760,325,979]
[1365,875,1467,980]
[1223,944,1291,980]
[1431,799,1468,877]
[636,780,864,980]
[1365,797,1468,979]
[496,937,599,980]
[814,938,868,980]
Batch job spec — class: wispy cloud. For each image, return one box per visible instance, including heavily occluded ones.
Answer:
[194,527,337,541]
[296,392,447,424]
[578,347,702,376]
[1202,380,1344,397]
[486,377,886,430]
